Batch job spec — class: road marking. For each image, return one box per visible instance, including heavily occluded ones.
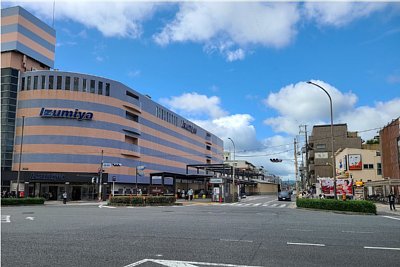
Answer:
[220,239,253,243]
[1,215,11,223]
[287,242,325,247]
[382,216,400,221]
[124,259,263,267]
[263,200,274,205]
[25,217,35,221]
[270,204,278,207]
[342,230,374,234]
[279,204,286,208]
[244,203,252,206]
[364,246,400,251]
[253,203,262,206]
[98,204,116,209]
[286,229,314,232]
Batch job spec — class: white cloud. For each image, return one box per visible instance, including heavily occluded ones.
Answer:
[159,92,228,119]
[263,80,400,141]
[339,98,400,140]
[154,2,300,61]
[10,1,158,38]
[303,2,387,27]
[226,48,245,62]
[263,80,357,134]
[194,114,261,153]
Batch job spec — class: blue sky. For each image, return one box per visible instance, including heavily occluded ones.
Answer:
[6,1,400,179]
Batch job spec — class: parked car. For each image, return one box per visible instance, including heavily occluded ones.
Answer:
[240,192,246,198]
[278,191,291,201]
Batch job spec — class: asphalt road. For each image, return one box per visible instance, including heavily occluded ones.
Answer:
[2,195,400,267]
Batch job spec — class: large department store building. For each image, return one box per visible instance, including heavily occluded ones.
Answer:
[1,6,223,200]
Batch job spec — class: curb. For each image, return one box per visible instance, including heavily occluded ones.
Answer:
[295,206,376,216]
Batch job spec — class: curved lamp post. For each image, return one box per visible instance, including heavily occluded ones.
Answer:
[228,137,236,200]
[307,81,337,199]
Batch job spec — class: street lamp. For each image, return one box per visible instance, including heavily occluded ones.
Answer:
[228,137,236,201]
[307,81,337,199]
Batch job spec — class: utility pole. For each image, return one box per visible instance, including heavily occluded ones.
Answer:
[299,125,309,189]
[98,150,104,201]
[294,137,299,193]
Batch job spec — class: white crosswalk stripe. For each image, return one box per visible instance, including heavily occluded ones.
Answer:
[1,215,11,223]
[217,202,288,208]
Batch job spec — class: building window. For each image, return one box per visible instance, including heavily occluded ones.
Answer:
[126,91,139,100]
[82,79,87,92]
[376,151,381,156]
[21,77,25,91]
[65,76,71,90]
[41,75,45,89]
[316,144,326,150]
[56,76,62,89]
[90,80,95,93]
[73,77,79,91]
[126,111,139,122]
[27,76,31,90]
[125,135,138,145]
[206,145,211,151]
[48,75,54,89]
[98,81,103,95]
[105,83,110,96]
[377,163,382,175]
[363,164,374,169]
[206,159,211,164]
[33,76,38,90]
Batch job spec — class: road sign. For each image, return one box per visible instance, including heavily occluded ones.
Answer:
[137,165,145,176]
[210,178,223,184]
[112,176,116,182]
[102,163,112,168]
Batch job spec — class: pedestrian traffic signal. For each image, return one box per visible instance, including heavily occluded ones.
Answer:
[270,158,283,163]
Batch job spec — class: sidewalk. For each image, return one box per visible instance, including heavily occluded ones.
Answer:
[44,200,107,206]
[176,197,215,205]
[375,203,399,216]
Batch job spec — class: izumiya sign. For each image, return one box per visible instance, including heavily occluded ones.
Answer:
[39,108,93,120]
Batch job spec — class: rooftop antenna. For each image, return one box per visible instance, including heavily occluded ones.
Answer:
[52,0,55,28]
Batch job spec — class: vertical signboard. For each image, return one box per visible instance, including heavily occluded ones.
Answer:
[348,154,362,170]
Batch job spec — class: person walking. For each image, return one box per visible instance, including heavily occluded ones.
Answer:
[62,191,67,204]
[388,191,396,211]
[188,188,193,201]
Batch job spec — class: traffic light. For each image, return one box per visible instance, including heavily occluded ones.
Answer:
[270,158,283,163]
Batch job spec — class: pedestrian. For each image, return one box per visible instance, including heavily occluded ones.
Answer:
[181,189,185,200]
[188,188,193,201]
[62,191,67,204]
[388,191,396,211]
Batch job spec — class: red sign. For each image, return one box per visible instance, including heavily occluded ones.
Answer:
[348,154,362,170]
[320,178,353,196]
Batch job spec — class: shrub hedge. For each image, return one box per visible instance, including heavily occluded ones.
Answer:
[1,197,45,206]
[108,195,176,206]
[296,198,376,214]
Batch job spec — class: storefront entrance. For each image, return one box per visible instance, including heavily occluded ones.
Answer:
[71,186,81,201]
